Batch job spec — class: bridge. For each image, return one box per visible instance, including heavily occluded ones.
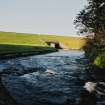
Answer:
[45,41,68,49]
[45,41,61,49]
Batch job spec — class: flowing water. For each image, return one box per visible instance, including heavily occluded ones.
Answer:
[0,50,93,105]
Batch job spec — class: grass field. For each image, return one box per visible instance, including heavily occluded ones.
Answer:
[0,32,87,57]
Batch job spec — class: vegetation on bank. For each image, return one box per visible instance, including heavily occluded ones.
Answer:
[84,35,105,68]
[0,44,57,58]
[0,32,57,58]
[74,0,105,69]
[0,32,86,58]
[94,52,105,68]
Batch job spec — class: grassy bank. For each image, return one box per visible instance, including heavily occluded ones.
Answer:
[0,32,56,58]
[0,32,86,48]
[0,32,86,58]
[0,44,57,59]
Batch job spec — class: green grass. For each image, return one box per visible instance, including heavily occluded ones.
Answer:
[0,32,86,48]
[0,32,87,57]
[0,32,46,46]
[0,44,56,54]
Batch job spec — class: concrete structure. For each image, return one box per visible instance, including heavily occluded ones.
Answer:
[45,41,62,49]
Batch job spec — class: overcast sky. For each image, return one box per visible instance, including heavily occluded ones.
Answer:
[0,0,87,36]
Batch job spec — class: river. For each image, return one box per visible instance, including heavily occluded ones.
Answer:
[0,50,98,105]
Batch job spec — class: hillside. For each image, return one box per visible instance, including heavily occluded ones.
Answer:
[0,32,87,57]
[0,32,86,48]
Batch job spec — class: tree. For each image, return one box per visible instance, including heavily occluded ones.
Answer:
[74,0,105,35]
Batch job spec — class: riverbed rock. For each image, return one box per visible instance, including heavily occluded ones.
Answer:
[84,82,97,93]
[45,69,56,75]
[84,81,105,96]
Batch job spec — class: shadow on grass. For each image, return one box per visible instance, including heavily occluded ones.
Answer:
[0,44,57,59]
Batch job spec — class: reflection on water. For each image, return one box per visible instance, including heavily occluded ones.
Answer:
[0,50,102,105]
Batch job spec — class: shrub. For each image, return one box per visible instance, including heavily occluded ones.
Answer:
[94,52,105,68]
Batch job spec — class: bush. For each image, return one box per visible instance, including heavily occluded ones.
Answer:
[94,52,105,68]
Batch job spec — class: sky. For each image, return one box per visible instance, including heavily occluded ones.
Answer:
[0,0,87,36]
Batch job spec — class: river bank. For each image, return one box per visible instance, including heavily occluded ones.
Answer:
[84,34,105,69]
[0,45,57,59]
